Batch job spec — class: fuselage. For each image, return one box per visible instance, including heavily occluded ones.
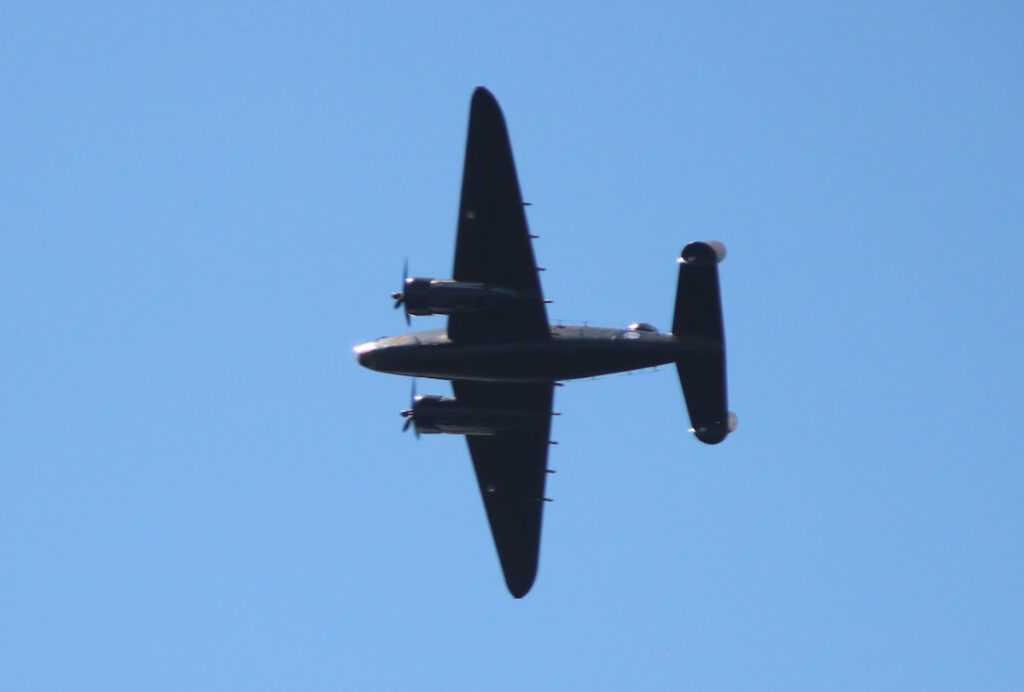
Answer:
[354,325,720,383]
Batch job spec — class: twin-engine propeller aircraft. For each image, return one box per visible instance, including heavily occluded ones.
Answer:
[355,87,735,598]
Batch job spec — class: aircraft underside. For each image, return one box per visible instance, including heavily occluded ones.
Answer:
[354,87,734,598]
[357,328,717,382]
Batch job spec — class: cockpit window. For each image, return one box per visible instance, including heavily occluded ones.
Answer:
[628,322,658,332]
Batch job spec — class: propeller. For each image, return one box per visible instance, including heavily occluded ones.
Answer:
[390,258,411,325]
[399,379,418,437]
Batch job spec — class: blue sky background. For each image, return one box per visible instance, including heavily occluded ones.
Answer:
[3,3,1022,690]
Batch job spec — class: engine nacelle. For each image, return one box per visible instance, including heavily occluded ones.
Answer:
[402,394,537,436]
[394,278,523,318]
[679,241,727,266]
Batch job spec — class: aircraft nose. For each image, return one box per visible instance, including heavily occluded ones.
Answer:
[354,343,378,369]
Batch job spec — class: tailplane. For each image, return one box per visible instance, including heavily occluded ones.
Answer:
[672,242,736,444]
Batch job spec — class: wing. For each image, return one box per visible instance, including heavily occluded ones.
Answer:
[448,87,550,343]
[452,379,555,598]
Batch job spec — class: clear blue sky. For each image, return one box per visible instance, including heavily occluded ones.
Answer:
[3,3,1022,690]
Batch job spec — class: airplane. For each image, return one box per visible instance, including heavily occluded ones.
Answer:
[354,87,735,598]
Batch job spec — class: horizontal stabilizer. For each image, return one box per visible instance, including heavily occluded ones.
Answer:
[673,242,733,444]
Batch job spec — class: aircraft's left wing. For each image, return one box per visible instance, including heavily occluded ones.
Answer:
[452,379,555,598]
[448,87,549,343]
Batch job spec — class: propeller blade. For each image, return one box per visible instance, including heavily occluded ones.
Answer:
[400,379,417,435]
[412,382,419,439]
[393,258,411,321]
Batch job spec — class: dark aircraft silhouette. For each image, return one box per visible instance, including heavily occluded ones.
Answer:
[355,87,735,598]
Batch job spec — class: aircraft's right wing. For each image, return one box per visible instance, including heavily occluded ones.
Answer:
[448,87,549,344]
[452,379,555,598]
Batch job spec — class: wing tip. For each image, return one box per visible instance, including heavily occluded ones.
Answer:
[501,552,540,597]
[498,551,539,598]
[507,576,536,599]
[502,558,538,599]
[471,86,500,112]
